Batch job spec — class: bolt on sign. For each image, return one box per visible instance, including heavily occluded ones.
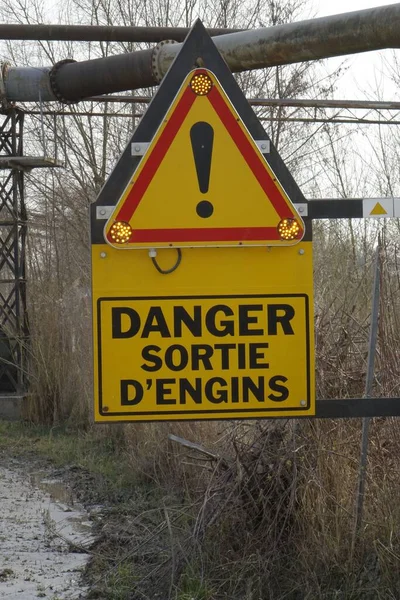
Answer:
[91,21,315,422]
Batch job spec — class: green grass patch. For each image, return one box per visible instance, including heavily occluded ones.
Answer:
[0,420,143,503]
[0,419,179,599]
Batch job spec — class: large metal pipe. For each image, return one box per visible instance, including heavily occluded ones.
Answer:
[158,3,400,73]
[0,24,241,43]
[3,3,400,103]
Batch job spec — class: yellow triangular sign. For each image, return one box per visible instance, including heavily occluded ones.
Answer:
[370,202,387,216]
[105,68,304,249]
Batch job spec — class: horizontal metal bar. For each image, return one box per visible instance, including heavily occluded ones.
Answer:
[0,278,27,283]
[308,198,363,219]
[86,94,400,111]
[315,397,400,418]
[26,110,144,118]
[0,24,241,43]
[308,197,400,219]
[0,156,62,170]
[259,117,400,126]
[250,98,400,111]
[23,110,400,127]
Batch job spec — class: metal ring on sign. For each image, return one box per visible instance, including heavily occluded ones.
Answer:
[151,40,178,84]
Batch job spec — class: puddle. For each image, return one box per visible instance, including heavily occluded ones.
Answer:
[29,471,96,549]
[0,466,96,599]
[30,472,73,504]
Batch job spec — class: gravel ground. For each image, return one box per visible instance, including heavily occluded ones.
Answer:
[0,462,94,599]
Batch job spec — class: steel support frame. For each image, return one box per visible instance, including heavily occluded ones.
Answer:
[314,398,400,418]
[0,119,388,411]
[0,131,391,412]
[0,108,28,393]
[0,121,392,410]
[304,198,398,418]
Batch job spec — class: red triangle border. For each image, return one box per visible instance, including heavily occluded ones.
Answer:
[107,69,302,244]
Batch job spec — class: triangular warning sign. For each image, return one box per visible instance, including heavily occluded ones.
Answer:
[370,202,387,216]
[104,68,304,249]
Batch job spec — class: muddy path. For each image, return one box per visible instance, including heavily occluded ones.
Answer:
[0,459,95,599]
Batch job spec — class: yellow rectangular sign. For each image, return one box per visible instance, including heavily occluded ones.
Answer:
[95,293,312,420]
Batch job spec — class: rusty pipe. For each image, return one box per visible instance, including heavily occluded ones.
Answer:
[3,4,400,103]
[0,23,241,43]
[156,3,400,73]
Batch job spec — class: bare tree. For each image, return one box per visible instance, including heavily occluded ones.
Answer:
[0,0,339,423]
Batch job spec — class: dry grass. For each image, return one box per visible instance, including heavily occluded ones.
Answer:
[82,416,400,598]
[19,211,400,597]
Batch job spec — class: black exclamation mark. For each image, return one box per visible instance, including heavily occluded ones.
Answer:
[190,121,214,218]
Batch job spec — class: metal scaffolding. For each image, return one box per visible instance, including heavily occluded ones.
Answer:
[0,109,27,394]
[0,109,61,408]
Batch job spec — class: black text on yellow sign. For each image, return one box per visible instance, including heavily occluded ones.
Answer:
[95,294,313,421]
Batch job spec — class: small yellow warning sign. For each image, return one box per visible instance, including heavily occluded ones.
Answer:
[362,198,393,218]
[104,68,304,249]
[370,202,387,216]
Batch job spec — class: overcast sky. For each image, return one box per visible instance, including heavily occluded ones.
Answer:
[310,0,399,99]
[315,0,397,16]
